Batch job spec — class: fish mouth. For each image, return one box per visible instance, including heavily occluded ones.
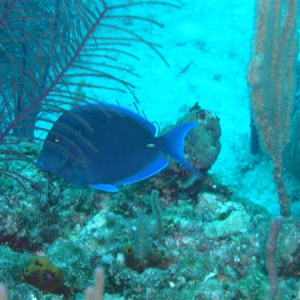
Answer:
[36,159,47,170]
[36,159,57,173]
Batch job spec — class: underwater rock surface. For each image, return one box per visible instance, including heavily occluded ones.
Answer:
[1,126,300,299]
[1,148,299,300]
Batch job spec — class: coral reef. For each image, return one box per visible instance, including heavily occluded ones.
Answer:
[1,107,300,299]
[2,160,297,299]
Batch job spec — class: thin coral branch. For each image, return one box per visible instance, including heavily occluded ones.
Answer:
[266,216,283,298]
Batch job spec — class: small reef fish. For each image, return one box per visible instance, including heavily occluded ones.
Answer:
[37,103,202,192]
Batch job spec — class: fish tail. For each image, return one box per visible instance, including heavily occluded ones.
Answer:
[157,122,203,177]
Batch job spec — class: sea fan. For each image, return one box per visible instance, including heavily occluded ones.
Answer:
[0,0,177,194]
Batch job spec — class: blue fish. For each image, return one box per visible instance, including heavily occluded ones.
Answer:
[37,103,202,192]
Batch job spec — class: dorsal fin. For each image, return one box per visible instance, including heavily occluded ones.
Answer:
[89,103,157,135]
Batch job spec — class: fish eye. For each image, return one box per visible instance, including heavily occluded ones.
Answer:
[146,143,156,149]
[53,136,61,143]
